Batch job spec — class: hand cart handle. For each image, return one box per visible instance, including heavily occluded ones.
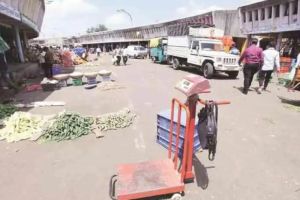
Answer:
[198,99,231,105]
[199,90,211,94]
[109,175,118,200]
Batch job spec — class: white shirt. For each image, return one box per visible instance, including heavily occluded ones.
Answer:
[295,53,300,68]
[262,48,280,71]
[122,48,127,56]
[96,48,101,53]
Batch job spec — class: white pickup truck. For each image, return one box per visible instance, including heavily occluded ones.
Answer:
[167,29,241,79]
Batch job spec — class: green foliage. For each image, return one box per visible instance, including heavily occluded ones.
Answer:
[87,24,108,33]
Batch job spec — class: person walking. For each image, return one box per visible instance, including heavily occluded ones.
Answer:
[238,39,263,95]
[122,47,128,65]
[44,47,54,78]
[257,42,280,94]
[295,52,300,68]
[115,45,122,66]
[96,47,101,57]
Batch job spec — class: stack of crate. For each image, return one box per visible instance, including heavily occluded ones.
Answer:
[156,108,201,157]
[279,57,292,73]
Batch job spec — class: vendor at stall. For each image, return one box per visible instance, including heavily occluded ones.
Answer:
[44,47,54,78]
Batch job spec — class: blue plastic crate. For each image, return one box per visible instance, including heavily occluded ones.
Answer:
[157,108,201,156]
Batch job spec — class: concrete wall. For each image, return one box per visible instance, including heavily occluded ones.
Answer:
[213,10,244,37]
[239,0,300,34]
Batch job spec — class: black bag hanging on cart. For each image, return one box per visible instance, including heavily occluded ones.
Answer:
[197,101,218,161]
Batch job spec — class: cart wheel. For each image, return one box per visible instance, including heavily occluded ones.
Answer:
[171,193,182,200]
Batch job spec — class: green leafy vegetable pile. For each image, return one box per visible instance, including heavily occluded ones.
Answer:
[41,112,94,142]
[0,104,17,120]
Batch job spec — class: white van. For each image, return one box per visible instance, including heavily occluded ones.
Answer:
[125,45,148,59]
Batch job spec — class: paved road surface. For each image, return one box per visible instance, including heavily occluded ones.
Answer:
[0,55,300,200]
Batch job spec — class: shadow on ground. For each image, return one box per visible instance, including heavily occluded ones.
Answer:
[164,65,240,80]
[193,155,211,190]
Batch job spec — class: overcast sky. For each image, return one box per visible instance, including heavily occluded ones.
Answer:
[40,0,261,38]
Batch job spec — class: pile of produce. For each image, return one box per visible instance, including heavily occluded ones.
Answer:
[96,108,136,132]
[0,104,17,120]
[0,112,45,142]
[41,112,94,142]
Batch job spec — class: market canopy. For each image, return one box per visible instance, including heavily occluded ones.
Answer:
[0,36,10,53]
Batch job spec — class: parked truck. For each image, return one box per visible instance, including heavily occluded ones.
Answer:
[167,27,241,79]
[150,38,168,63]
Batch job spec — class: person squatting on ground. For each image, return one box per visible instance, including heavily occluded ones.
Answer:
[257,42,280,94]
[0,52,17,90]
[238,39,263,95]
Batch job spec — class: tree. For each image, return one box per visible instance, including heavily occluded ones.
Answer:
[87,24,108,33]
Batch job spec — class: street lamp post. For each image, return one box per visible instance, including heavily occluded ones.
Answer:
[116,9,133,27]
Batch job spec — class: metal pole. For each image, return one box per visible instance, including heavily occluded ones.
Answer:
[14,25,25,63]
[117,9,133,26]
[183,94,198,182]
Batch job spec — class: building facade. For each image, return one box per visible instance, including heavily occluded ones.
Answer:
[239,0,300,51]
[239,0,300,35]
[0,0,45,63]
[72,10,243,50]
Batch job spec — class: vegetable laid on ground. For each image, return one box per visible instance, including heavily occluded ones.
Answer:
[96,108,136,132]
[41,112,94,142]
[0,112,45,142]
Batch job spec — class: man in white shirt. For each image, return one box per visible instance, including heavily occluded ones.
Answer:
[258,42,280,94]
[96,47,101,57]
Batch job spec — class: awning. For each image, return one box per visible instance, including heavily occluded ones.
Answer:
[0,36,10,53]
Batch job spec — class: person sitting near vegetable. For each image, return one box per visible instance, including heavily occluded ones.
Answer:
[0,52,18,91]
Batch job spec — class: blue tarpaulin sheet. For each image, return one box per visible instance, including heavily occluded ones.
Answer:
[73,47,86,57]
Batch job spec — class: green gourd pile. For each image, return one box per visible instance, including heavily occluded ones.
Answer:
[41,112,94,142]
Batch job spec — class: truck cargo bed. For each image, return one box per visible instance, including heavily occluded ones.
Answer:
[167,36,191,59]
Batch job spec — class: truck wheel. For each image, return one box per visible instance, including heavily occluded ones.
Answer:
[151,57,156,62]
[203,62,214,79]
[171,193,182,200]
[172,58,180,70]
[227,71,239,79]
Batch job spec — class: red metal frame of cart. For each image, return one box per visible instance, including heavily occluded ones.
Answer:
[109,97,230,200]
[109,98,190,200]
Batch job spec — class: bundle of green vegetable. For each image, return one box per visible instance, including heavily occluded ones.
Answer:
[96,108,136,132]
[41,112,94,142]
[0,112,45,142]
[0,104,17,120]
